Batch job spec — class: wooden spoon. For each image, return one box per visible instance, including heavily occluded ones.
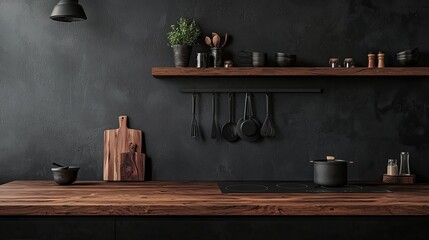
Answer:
[205,36,213,47]
[213,35,221,47]
[221,33,228,48]
[212,32,221,47]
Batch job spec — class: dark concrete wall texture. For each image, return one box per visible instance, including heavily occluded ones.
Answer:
[0,0,429,183]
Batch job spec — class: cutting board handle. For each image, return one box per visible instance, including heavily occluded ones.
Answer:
[119,116,128,129]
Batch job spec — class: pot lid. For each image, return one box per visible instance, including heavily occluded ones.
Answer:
[312,159,348,163]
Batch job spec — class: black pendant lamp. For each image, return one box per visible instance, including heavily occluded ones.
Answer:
[50,0,87,22]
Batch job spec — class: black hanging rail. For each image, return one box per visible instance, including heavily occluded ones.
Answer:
[179,88,323,93]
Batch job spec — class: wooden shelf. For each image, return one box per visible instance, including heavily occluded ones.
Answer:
[152,67,429,78]
[2,181,429,216]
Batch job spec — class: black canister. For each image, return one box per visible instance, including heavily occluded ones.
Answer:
[210,47,223,68]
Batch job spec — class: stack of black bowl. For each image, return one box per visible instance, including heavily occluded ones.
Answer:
[275,53,297,67]
[396,48,419,66]
[237,51,253,67]
[252,52,267,67]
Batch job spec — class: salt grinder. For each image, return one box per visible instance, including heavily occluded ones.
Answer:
[377,52,385,68]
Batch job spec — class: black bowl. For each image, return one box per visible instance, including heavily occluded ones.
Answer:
[397,57,418,66]
[51,166,80,185]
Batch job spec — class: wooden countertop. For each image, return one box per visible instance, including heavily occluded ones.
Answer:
[0,181,429,216]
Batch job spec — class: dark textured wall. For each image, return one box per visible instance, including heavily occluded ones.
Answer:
[0,0,429,183]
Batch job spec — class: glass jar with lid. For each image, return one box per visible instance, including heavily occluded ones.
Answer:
[329,58,341,68]
[344,58,355,68]
[387,159,398,176]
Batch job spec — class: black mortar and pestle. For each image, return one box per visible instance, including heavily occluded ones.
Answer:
[51,162,80,185]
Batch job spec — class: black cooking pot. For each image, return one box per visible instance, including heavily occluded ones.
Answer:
[310,158,354,187]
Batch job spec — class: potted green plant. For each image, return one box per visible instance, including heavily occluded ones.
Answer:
[167,17,201,67]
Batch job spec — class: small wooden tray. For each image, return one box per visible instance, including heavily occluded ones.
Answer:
[383,174,416,184]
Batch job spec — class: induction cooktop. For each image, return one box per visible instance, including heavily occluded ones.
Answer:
[218,182,391,193]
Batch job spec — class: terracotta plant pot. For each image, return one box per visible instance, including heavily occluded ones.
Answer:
[172,45,192,67]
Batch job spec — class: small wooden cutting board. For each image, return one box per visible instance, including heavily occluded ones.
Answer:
[104,116,143,181]
[120,144,145,181]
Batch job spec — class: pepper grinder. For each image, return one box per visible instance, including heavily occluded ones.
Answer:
[377,52,385,68]
[399,152,410,175]
[368,53,376,68]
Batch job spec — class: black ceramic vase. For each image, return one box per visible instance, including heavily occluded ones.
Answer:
[172,45,192,67]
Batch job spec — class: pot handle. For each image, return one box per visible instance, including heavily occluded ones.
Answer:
[310,160,354,164]
[243,93,249,120]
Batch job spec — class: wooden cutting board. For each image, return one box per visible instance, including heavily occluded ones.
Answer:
[104,116,143,181]
[120,144,145,181]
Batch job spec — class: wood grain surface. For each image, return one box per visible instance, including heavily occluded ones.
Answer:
[104,116,143,181]
[1,181,429,216]
[152,67,429,77]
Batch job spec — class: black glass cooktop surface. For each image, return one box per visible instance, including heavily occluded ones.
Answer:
[218,182,391,193]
